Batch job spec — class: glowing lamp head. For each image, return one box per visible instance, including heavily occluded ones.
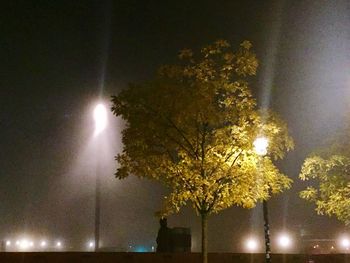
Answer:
[278,234,292,249]
[93,103,108,136]
[245,238,259,252]
[56,241,62,248]
[6,240,11,246]
[253,137,269,156]
[40,241,47,247]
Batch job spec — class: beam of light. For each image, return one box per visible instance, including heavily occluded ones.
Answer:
[258,0,286,110]
[96,0,112,98]
[277,233,292,249]
[244,237,259,252]
[253,137,269,156]
[93,103,108,136]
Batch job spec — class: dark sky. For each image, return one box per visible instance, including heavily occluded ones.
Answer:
[1,0,350,252]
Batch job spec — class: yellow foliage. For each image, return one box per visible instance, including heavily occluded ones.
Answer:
[112,40,294,217]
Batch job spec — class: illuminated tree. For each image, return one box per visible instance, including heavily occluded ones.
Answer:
[112,40,294,263]
[300,131,350,225]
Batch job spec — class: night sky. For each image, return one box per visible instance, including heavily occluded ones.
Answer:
[1,0,350,252]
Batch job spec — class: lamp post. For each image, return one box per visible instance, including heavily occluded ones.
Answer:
[253,137,271,263]
[93,103,108,251]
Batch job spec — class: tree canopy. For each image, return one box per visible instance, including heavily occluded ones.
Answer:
[112,39,294,216]
[300,128,350,225]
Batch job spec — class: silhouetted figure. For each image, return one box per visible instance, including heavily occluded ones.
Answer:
[156,218,172,252]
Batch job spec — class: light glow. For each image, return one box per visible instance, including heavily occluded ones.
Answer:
[88,241,94,248]
[245,237,259,252]
[277,234,292,249]
[40,241,47,247]
[253,137,269,156]
[19,239,30,250]
[340,237,350,249]
[93,103,108,136]
[6,240,11,246]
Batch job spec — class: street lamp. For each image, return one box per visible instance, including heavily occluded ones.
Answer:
[254,136,271,263]
[93,103,108,251]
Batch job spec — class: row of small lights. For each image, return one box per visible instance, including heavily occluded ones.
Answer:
[244,234,350,252]
[6,235,350,252]
[4,239,95,250]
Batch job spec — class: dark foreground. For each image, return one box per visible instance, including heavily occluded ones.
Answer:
[0,252,348,263]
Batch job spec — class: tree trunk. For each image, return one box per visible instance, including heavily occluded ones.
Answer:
[201,213,208,263]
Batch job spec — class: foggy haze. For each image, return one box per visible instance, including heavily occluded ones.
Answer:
[1,0,350,252]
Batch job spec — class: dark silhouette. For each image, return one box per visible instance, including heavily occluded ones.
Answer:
[156,218,172,252]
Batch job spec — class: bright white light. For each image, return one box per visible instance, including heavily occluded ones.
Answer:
[15,240,20,246]
[278,234,292,249]
[88,241,94,248]
[40,241,47,247]
[340,237,350,248]
[19,239,30,250]
[29,241,34,247]
[56,241,62,248]
[93,103,108,136]
[253,137,269,156]
[6,241,11,246]
[245,237,259,252]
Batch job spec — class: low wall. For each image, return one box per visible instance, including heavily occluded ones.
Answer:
[0,252,349,263]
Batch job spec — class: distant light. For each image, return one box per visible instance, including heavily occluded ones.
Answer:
[15,240,20,246]
[6,241,11,246]
[278,234,292,249]
[340,237,350,249]
[93,103,108,136]
[88,241,94,248]
[253,137,269,156]
[331,246,335,250]
[40,241,47,247]
[245,237,259,252]
[29,241,34,247]
[135,246,148,252]
[56,241,62,248]
[19,239,30,250]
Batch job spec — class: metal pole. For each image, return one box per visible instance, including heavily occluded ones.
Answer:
[94,150,101,252]
[263,199,271,263]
